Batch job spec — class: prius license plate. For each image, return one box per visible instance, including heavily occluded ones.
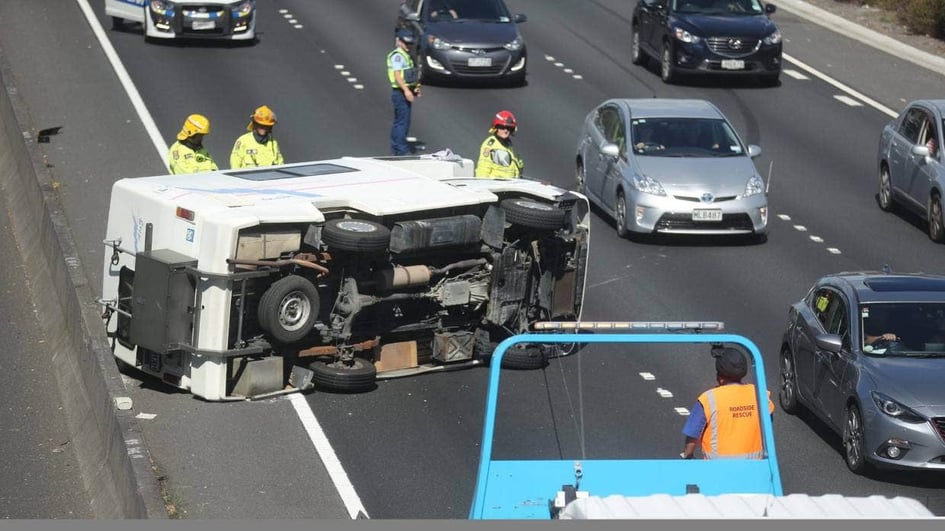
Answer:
[192,20,216,30]
[692,209,723,222]
[721,59,745,70]
[468,57,492,67]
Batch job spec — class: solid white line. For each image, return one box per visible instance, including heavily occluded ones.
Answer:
[290,393,368,519]
[783,53,898,118]
[833,94,863,107]
[74,0,168,170]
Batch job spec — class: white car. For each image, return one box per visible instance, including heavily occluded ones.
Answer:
[105,0,256,42]
[99,151,590,400]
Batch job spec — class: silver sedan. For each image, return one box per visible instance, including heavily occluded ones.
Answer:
[877,99,945,241]
[575,98,768,240]
[780,271,945,474]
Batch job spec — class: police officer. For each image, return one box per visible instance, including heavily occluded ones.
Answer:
[231,105,284,169]
[168,114,218,175]
[388,28,420,156]
[475,110,524,179]
[680,347,774,460]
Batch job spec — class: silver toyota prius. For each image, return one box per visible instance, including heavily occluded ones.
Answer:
[575,98,768,240]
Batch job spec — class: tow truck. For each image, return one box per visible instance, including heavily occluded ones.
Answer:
[469,321,936,519]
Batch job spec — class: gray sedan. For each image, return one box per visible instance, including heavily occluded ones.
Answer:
[780,271,945,474]
[575,98,767,240]
[878,99,945,241]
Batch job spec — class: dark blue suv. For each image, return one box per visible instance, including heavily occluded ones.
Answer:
[631,0,782,86]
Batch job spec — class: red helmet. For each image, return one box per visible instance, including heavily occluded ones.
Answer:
[492,110,517,131]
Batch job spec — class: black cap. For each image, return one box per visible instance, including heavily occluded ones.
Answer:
[714,347,748,380]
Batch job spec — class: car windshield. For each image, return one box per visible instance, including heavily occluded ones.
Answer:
[630,118,745,157]
[861,302,945,357]
[425,0,512,22]
[673,0,764,15]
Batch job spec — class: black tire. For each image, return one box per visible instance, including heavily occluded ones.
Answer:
[615,190,630,238]
[501,198,566,230]
[576,162,586,195]
[257,275,319,344]
[843,403,869,475]
[500,344,549,370]
[309,357,377,393]
[631,25,645,65]
[929,194,945,243]
[778,348,800,415]
[878,165,895,212]
[660,41,676,84]
[322,219,390,252]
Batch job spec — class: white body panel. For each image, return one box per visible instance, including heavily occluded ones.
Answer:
[105,0,256,41]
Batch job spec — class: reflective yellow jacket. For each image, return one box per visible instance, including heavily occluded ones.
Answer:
[168,141,218,175]
[230,132,284,169]
[475,134,523,178]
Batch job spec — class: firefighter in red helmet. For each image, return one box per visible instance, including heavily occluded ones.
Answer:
[475,110,524,179]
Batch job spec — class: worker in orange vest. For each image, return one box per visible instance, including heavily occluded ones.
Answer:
[680,347,774,460]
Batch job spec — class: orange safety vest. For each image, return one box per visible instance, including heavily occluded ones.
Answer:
[696,383,773,459]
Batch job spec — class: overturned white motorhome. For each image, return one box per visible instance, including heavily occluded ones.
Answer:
[99,152,590,400]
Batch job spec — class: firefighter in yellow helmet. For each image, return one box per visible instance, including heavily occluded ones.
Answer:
[168,114,218,175]
[230,105,285,169]
[475,110,524,179]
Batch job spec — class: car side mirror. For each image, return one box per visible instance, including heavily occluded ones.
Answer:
[513,14,527,23]
[912,144,931,158]
[748,144,762,158]
[601,143,620,158]
[815,333,843,353]
[765,4,777,14]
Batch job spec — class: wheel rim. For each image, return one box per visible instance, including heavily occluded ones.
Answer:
[277,290,311,331]
[576,164,586,194]
[616,193,627,231]
[780,353,795,406]
[337,220,378,233]
[879,168,892,209]
[844,406,864,468]
[662,46,671,79]
[931,198,943,239]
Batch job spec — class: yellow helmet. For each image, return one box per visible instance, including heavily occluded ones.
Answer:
[176,114,210,141]
[247,105,277,131]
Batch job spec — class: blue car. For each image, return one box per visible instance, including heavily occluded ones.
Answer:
[631,0,782,85]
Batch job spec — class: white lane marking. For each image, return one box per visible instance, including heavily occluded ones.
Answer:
[279,8,288,13]
[656,388,673,398]
[809,235,824,243]
[675,407,690,416]
[75,0,168,170]
[290,393,368,519]
[783,53,898,118]
[283,13,293,19]
[554,62,564,67]
[777,214,791,221]
[793,225,807,231]
[294,24,304,29]
[783,69,808,80]
[639,372,655,380]
[544,55,556,61]
[827,248,842,254]
[573,74,583,79]
[834,94,863,107]
[353,84,364,90]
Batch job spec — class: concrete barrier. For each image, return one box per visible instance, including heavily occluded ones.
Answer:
[0,47,166,518]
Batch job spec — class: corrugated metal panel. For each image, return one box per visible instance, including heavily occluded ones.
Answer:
[558,493,936,519]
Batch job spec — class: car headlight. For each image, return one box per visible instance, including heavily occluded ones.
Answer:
[763,30,782,45]
[742,175,764,197]
[632,174,666,196]
[673,27,701,44]
[871,391,925,423]
[233,0,253,17]
[149,0,172,15]
[428,35,452,50]
[504,36,523,51]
